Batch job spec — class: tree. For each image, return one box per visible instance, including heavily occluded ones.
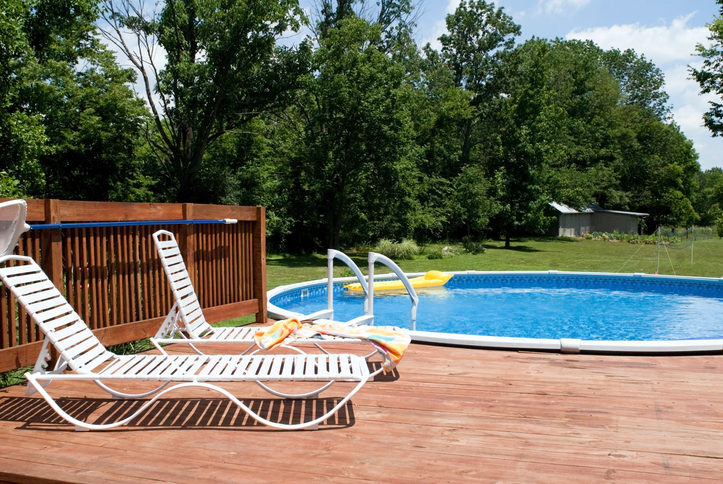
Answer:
[0,0,48,196]
[449,165,498,238]
[485,39,561,248]
[695,167,723,225]
[602,48,670,119]
[692,0,723,136]
[614,110,700,229]
[0,0,149,200]
[284,15,420,249]
[102,0,308,201]
[437,0,519,169]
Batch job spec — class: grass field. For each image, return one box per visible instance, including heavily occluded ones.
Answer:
[267,236,723,289]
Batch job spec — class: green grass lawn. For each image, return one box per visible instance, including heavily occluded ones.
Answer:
[267,236,723,289]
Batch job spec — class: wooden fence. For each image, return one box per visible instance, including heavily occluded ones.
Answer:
[0,199,266,373]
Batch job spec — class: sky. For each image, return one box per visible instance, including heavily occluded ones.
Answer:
[412,0,723,171]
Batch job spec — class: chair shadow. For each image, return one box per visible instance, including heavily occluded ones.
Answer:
[367,362,400,382]
[0,395,355,432]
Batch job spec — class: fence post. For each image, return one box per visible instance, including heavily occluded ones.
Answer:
[41,199,62,366]
[41,199,63,291]
[253,206,267,324]
[180,203,196,288]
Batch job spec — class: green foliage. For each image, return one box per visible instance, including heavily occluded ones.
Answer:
[692,1,723,136]
[602,48,670,119]
[0,0,709,253]
[104,0,308,202]
[0,365,31,389]
[449,164,499,238]
[0,0,149,199]
[695,168,723,225]
[374,239,420,259]
[589,231,658,244]
[279,12,421,250]
[107,338,156,355]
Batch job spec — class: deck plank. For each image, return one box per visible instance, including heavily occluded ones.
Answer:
[0,342,722,482]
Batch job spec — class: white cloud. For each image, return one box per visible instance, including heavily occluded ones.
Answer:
[421,0,460,51]
[446,0,461,14]
[566,13,707,66]
[538,0,591,15]
[567,14,723,170]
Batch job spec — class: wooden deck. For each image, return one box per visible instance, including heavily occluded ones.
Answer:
[0,341,722,483]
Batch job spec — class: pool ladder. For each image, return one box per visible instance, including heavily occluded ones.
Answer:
[367,252,419,331]
[325,250,419,330]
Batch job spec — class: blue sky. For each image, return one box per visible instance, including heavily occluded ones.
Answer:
[414,0,722,171]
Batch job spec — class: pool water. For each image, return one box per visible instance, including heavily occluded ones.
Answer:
[269,274,723,341]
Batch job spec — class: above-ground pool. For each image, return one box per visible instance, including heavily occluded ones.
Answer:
[268,271,723,354]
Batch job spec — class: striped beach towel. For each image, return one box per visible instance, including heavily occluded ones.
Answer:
[255,318,410,372]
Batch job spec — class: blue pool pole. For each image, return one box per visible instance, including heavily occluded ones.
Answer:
[29,219,238,230]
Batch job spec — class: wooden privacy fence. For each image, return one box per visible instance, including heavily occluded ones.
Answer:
[0,199,266,373]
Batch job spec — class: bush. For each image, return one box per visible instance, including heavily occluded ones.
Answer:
[374,239,420,260]
[441,245,461,257]
[461,236,486,254]
[427,250,443,260]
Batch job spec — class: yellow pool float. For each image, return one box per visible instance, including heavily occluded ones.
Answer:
[345,270,453,292]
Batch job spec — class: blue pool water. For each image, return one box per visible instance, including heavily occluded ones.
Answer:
[269,273,723,341]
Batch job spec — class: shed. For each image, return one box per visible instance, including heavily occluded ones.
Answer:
[549,202,648,237]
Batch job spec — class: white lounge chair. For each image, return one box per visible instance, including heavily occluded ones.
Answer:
[0,202,370,431]
[150,230,375,358]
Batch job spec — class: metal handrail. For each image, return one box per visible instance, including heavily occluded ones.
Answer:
[367,252,419,330]
[327,249,369,318]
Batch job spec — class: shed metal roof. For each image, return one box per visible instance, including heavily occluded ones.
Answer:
[549,202,648,217]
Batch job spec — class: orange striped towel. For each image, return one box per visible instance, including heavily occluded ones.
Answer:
[254,319,410,372]
[254,318,304,350]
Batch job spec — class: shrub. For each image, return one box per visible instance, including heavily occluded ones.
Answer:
[461,236,486,254]
[441,245,461,257]
[374,239,420,260]
[427,250,443,260]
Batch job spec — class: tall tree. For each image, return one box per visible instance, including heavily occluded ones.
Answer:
[0,0,47,197]
[286,15,420,249]
[602,48,670,119]
[102,0,308,201]
[486,39,561,248]
[692,0,723,136]
[437,0,519,169]
[1,0,149,200]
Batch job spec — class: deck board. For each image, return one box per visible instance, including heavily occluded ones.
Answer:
[1,342,722,483]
